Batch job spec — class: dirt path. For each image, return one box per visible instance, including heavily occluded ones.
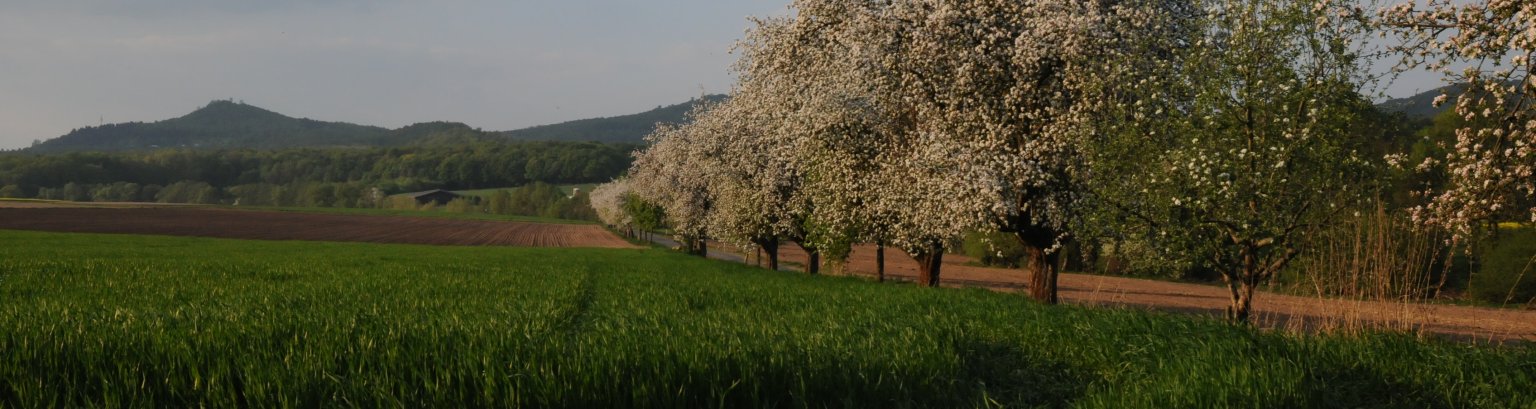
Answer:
[0,207,639,249]
[721,241,1536,343]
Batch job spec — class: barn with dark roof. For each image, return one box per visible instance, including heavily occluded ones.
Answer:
[405,189,462,206]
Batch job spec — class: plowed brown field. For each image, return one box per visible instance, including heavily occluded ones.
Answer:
[0,207,637,248]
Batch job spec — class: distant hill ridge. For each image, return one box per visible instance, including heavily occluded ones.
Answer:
[502,94,727,144]
[28,100,391,153]
[26,96,723,153]
[1375,84,1466,119]
[1373,82,1525,119]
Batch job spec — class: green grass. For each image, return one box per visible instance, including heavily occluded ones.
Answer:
[0,230,1532,408]
[0,198,157,206]
[455,183,597,198]
[226,205,594,224]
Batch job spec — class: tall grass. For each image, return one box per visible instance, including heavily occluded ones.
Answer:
[1287,205,1449,333]
[0,230,1531,407]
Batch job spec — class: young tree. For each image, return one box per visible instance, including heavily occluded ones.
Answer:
[1092,0,1379,322]
[1381,0,1536,240]
[0,185,24,199]
[623,194,666,241]
[489,189,513,215]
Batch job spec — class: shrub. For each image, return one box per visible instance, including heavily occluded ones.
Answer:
[962,230,1026,268]
[1469,227,1536,305]
[1086,236,1213,280]
[444,197,478,214]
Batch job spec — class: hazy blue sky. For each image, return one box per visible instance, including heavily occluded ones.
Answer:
[0,1,1444,150]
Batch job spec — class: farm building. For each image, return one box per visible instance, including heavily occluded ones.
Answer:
[405,189,462,206]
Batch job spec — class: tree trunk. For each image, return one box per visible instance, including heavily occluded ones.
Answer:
[1224,246,1260,324]
[1084,237,1100,274]
[799,243,821,275]
[1226,278,1257,323]
[756,238,780,271]
[1060,240,1082,272]
[1432,240,1457,299]
[1024,244,1060,304]
[765,246,779,271]
[876,243,886,283]
[1017,230,1060,304]
[681,236,706,257]
[914,247,943,287]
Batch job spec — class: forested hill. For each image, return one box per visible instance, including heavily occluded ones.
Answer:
[500,95,727,143]
[28,101,394,153]
[25,96,721,152]
[1374,84,1468,119]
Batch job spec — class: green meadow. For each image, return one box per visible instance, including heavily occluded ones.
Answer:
[0,230,1531,408]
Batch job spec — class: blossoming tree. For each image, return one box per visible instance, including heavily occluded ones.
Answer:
[697,91,808,272]
[867,0,1191,299]
[628,104,727,257]
[589,178,632,234]
[1382,0,1536,240]
[730,5,912,277]
[1092,0,1379,322]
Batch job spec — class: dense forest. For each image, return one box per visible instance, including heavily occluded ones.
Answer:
[0,141,636,207]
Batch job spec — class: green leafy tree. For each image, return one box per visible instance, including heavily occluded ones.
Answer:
[489,190,513,215]
[1090,0,1379,323]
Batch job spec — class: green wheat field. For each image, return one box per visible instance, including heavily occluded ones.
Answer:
[0,230,1531,408]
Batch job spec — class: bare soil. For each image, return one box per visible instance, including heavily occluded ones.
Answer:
[745,242,1536,343]
[0,207,638,248]
[0,200,194,209]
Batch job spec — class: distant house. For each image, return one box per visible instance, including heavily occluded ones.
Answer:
[405,189,461,206]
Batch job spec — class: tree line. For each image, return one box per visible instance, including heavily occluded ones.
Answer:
[0,141,635,208]
[592,0,1535,323]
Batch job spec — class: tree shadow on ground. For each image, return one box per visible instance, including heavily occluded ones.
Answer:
[950,337,1098,408]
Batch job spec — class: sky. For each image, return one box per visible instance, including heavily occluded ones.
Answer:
[0,1,787,149]
[0,1,1447,150]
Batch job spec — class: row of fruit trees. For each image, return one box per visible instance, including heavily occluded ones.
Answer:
[593,0,1534,323]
